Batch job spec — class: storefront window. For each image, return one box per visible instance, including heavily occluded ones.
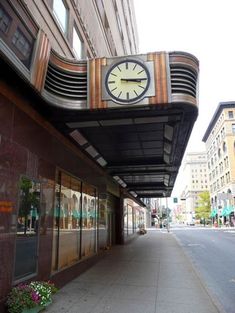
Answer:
[52,172,82,271]
[123,204,128,237]
[81,183,97,258]
[14,177,40,281]
[52,171,97,271]
[127,204,134,234]
[98,198,107,248]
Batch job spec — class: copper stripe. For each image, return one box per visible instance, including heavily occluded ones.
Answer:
[33,32,51,92]
[148,52,169,105]
[50,53,87,72]
[89,59,96,109]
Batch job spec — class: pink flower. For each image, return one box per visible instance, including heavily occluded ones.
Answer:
[31,291,41,303]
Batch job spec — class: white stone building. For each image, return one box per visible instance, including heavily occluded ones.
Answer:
[180,152,209,224]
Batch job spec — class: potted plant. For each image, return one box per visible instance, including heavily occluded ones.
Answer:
[6,281,58,313]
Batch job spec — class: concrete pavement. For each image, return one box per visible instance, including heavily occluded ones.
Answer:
[46,229,221,313]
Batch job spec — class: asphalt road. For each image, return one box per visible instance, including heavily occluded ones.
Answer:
[172,226,235,313]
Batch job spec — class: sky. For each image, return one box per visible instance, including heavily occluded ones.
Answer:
[134,0,235,196]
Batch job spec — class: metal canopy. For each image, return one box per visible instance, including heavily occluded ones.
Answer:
[47,103,197,199]
[0,46,199,202]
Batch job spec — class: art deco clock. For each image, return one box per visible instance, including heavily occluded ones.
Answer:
[104,59,151,104]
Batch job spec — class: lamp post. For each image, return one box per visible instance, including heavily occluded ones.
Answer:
[166,197,170,233]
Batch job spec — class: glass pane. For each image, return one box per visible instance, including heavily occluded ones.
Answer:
[98,198,107,248]
[59,173,81,269]
[124,204,128,237]
[73,27,83,59]
[14,177,40,281]
[53,0,67,32]
[127,204,133,234]
[51,179,61,272]
[81,183,97,258]
[52,172,82,271]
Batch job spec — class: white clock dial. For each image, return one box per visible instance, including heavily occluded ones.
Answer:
[105,60,150,103]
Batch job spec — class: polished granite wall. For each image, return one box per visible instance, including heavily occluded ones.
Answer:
[0,85,116,310]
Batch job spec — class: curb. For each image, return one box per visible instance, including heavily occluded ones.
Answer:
[171,232,227,313]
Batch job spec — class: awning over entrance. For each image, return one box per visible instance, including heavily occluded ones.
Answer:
[221,206,234,217]
[0,30,199,201]
[40,51,199,200]
[210,208,217,218]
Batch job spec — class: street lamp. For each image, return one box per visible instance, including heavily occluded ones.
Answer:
[166,197,170,233]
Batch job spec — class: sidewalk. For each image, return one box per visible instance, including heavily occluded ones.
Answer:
[46,230,221,313]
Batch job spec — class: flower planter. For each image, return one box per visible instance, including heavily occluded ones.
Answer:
[22,305,44,313]
[21,301,51,313]
[7,281,57,313]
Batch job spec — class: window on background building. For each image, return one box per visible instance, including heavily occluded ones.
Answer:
[73,26,84,59]
[211,157,214,166]
[223,141,227,153]
[224,156,229,168]
[228,111,234,119]
[53,0,68,33]
[221,127,225,138]
[232,124,235,134]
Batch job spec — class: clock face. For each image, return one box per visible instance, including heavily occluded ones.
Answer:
[105,59,150,103]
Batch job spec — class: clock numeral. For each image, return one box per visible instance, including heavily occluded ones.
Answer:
[108,81,115,84]
[111,73,117,77]
[118,91,122,98]
[138,85,145,90]
[137,69,144,75]
[125,62,129,70]
[117,66,121,72]
[133,63,137,71]
[111,87,117,92]
[126,92,129,100]
[134,90,138,97]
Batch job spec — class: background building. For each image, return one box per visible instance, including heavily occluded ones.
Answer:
[179,152,209,224]
[203,102,235,225]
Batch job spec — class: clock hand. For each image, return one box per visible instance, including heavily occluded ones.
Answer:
[120,78,147,82]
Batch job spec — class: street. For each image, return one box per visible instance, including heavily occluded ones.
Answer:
[171,226,235,313]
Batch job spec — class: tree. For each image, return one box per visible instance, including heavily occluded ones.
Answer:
[19,177,40,234]
[195,191,211,225]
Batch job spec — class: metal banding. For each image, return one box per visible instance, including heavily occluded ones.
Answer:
[170,66,197,98]
[44,62,87,100]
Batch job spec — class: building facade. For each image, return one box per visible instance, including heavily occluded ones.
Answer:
[0,0,141,310]
[203,102,235,225]
[179,152,209,224]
